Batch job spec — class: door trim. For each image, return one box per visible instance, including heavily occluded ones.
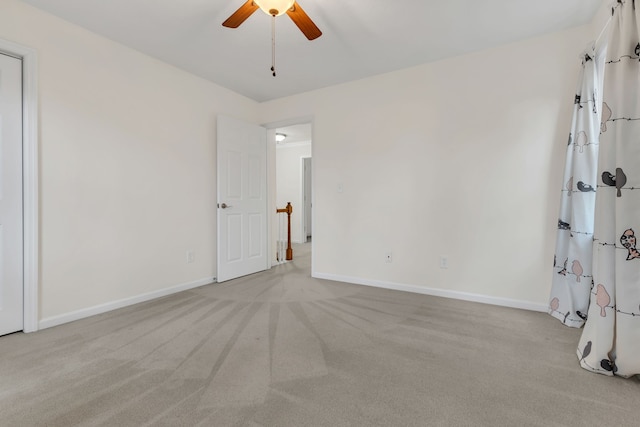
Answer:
[0,38,39,333]
[300,156,311,243]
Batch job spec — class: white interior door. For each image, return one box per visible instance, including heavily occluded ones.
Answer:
[217,115,268,282]
[0,52,23,335]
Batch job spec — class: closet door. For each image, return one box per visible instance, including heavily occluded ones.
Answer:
[0,52,23,335]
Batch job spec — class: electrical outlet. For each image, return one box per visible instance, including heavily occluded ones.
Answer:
[385,252,392,263]
[187,251,195,264]
[440,256,448,269]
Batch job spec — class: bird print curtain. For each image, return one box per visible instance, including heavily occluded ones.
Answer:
[577,0,640,378]
[548,48,602,328]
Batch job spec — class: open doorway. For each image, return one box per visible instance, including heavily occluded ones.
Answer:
[274,122,312,263]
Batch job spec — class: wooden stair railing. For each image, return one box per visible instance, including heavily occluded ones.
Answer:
[276,202,293,261]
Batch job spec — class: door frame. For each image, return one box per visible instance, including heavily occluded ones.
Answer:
[0,38,39,333]
[301,156,312,243]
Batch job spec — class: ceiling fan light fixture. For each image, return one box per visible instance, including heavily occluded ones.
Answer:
[253,0,295,16]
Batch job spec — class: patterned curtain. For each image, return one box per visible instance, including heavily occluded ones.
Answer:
[548,48,602,328]
[578,0,640,378]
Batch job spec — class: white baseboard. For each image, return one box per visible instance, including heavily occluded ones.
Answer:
[312,272,547,313]
[38,276,216,330]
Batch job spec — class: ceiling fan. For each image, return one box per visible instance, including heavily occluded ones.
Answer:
[222,0,322,41]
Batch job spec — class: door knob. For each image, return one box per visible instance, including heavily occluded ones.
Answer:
[220,203,231,209]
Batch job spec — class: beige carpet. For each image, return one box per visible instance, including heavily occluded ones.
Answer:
[1,243,639,426]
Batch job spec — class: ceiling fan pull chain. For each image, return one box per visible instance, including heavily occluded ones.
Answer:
[271,15,276,77]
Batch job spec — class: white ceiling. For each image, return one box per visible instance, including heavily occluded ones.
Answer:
[276,123,312,145]
[20,0,602,102]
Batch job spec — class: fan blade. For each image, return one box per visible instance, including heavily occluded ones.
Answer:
[222,0,259,28]
[286,1,322,40]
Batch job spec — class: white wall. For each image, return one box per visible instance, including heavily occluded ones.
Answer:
[259,25,593,310]
[0,0,258,326]
[276,143,312,243]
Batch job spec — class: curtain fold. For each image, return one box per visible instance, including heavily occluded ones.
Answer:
[578,0,640,378]
[548,48,602,328]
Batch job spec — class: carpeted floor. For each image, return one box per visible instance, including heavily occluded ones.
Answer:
[1,243,639,426]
